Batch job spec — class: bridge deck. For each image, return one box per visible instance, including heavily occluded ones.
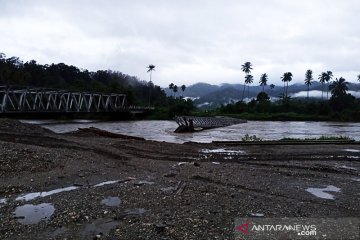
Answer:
[175,116,246,130]
[0,86,152,115]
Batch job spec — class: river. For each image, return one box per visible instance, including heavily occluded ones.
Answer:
[22,120,360,143]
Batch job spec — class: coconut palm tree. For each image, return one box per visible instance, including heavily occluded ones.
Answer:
[329,77,348,97]
[241,62,252,101]
[304,69,313,100]
[318,72,327,100]
[281,72,293,98]
[173,85,178,98]
[357,74,360,82]
[325,71,333,99]
[245,74,254,99]
[241,62,253,75]
[181,84,186,97]
[147,64,155,105]
[259,73,268,92]
[169,83,174,97]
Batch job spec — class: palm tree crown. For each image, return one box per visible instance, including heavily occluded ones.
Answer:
[245,74,254,85]
[241,62,253,74]
[357,74,360,82]
[259,73,268,92]
[329,77,348,97]
[147,64,155,73]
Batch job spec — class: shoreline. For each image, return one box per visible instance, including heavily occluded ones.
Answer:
[0,119,359,239]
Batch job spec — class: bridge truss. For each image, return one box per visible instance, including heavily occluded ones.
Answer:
[0,86,128,113]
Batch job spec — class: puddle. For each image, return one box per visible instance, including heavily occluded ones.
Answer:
[306,185,341,200]
[125,208,148,216]
[201,148,245,155]
[13,203,55,224]
[134,180,155,186]
[0,198,6,207]
[250,213,264,217]
[16,186,79,201]
[338,165,357,170]
[82,218,119,238]
[101,197,121,207]
[93,180,121,187]
[344,149,360,153]
[177,162,189,166]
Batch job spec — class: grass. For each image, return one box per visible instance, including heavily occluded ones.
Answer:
[280,136,354,141]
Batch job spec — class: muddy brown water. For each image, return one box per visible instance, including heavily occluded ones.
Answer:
[22,120,360,143]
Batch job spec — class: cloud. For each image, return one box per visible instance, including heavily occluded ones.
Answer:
[1,0,360,87]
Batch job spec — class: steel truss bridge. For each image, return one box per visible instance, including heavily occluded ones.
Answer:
[0,86,150,115]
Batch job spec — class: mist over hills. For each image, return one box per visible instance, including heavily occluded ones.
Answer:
[165,82,360,109]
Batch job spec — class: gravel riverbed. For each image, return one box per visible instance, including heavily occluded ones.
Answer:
[0,119,359,239]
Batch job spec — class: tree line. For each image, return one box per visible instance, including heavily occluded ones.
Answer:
[0,53,167,106]
[219,61,360,121]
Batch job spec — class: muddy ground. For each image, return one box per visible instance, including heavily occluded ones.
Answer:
[0,119,359,239]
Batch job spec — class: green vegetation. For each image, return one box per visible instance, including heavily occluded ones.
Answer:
[207,62,360,122]
[280,136,353,141]
[0,53,193,118]
[241,134,262,142]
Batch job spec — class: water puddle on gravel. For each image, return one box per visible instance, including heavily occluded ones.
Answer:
[344,149,360,153]
[13,203,55,224]
[0,198,7,207]
[82,218,119,238]
[306,185,341,200]
[93,180,121,187]
[16,186,79,201]
[201,148,245,155]
[338,165,357,170]
[125,208,148,216]
[101,197,121,207]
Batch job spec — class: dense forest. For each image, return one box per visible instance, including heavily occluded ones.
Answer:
[0,53,168,106]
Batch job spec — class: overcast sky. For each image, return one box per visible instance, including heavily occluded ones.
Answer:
[1,0,360,87]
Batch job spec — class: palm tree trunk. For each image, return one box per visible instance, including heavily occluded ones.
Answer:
[321,82,324,100]
[326,83,329,100]
[242,83,246,101]
[283,81,286,98]
[307,85,309,100]
[148,71,152,106]
[247,85,250,99]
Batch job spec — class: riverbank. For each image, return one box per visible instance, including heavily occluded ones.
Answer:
[0,119,359,239]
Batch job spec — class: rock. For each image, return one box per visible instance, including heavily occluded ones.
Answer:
[163,171,177,178]
[155,223,166,233]
[160,187,176,194]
